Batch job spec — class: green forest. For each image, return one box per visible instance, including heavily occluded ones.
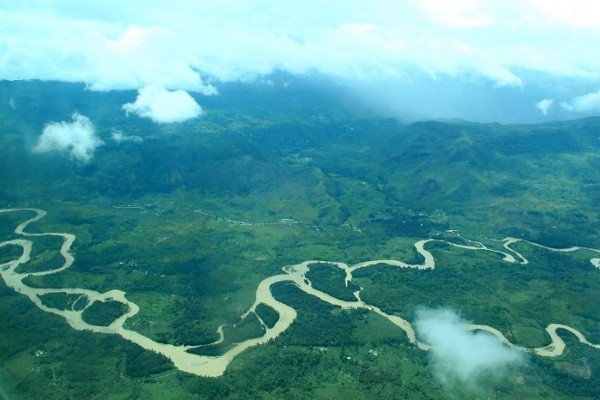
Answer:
[1,80,599,399]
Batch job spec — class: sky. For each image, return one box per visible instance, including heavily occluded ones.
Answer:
[2,1,600,122]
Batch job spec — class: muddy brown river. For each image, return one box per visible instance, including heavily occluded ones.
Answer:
[1,208,598,377]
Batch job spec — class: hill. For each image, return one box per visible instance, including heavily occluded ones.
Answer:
[1,80,599,400]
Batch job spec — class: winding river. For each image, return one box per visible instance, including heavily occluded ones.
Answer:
[1,208,599,377]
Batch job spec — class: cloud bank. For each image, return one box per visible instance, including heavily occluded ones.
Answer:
[122,85,204,123]
[33,113,103,162]
[414,308,525,393]
[2,1,600,121]
[1,2,600,88]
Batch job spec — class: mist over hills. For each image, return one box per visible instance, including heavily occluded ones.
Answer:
[1,79,598,248]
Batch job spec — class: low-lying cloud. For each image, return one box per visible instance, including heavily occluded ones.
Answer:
[535,98,554,116]
[111,130,143,143]
[33,113,103,162]
[560,88,600,113]
[414,308,525,394]
[122,85,204,124]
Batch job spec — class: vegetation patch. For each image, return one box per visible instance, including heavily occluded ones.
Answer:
[306,262,360,301]
[255,303,279,328]
[81,300,129,327]
[39,292,88,311]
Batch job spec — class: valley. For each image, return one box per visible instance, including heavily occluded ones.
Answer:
[1,80,599,399]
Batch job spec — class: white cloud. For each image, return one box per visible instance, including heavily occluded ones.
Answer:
[527,0,600,28]
[414,308,525,393]
[1,1,600,91]
[1,1,600,120]
[122,85,204,123]
[535,98,554,115]
[560,88,600,113]
[415,0,493,29]
[111,130,143,143]
[33,113,103,162]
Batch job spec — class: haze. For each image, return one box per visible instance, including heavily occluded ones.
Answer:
[2,1,600,122]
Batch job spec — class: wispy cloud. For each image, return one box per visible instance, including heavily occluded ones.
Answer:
[122,85,205,124]
[33,113,103,162]
[560,88,600,113]
[535,98,554,115]
[111,130,143,143]
[414,308,525,394]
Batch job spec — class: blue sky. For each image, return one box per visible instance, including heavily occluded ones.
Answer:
[1,1,600,122]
